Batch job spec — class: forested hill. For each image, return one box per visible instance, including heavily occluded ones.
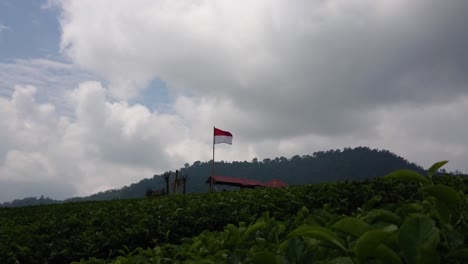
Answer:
[65,147,425,202]
[2,147,428,206]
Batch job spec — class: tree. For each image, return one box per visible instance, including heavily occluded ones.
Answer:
[291,155,301,162]
[50,147,430,202]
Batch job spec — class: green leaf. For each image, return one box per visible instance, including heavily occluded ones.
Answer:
[428,160,448,177]
[381,224,398,233]
[332,217,371,237]
[434,200,450,223]
[372,244,402,264]
[321,257,355,264]
[384,170,430,184]
[279,237,307,262]
[423,184,460,210]
[360,209,402,225]
[398,215,439,264]
[243,221,266,239]
[448,248,468,260]
[446,229,465,249]
[420,226,440,264]
[355,230,391,260]
[225,224,240,245]
[250,251,282,264]
[362,195,382,211]
[397,203,424,216]
[288,225,346,252]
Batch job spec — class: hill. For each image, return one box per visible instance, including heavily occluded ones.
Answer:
[65,146,425,202]
[1,147,428,206]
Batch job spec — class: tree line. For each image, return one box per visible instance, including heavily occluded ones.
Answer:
[1,147,450,207]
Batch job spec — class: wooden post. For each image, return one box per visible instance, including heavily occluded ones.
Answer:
[173,170,178,194]
[182,174,189,194]
[163,172,170,195]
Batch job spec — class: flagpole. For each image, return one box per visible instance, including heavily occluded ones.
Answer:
[211,126,215,192]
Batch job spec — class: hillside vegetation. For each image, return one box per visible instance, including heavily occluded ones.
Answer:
[1,147,429,206]
[69,147,426,202]
[0,162,467,263]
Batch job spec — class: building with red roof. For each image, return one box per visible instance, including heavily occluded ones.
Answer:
[264,179,288,188]
[206,175,287,189]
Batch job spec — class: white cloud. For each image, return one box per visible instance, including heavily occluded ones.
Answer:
[2,0,468,201]
[54,0,468,170]
[2,150,56,182]
[0,80,282,201]
[0,82,208,202]
[0,85,77,201]
[56,0,468,131]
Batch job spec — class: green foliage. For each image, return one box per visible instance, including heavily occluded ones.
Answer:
[428,161,449,178]
[355,230,393,261]
[384,169,430,184]
[1,161,467,263]
[287,225,347,252]
[423,184,461,210]
[398,215,439,264]
[332,217,370,237]
[65,147,427,202]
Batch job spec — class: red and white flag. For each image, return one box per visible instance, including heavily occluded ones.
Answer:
[214,127,233,145]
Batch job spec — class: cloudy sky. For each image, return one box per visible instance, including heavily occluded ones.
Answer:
[1,0,467,202]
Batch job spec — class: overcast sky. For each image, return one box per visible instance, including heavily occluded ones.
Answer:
[1,0,467,202]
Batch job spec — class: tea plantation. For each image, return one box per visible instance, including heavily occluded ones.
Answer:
[1,162,467,263]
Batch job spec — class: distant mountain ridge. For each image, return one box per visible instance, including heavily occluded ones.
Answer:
[1,147,430,207]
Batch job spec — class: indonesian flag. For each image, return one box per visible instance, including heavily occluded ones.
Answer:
[214,127,233,145]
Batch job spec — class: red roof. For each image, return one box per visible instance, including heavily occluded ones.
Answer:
[207,175,265,188]
[264,179,288,188]
[207,176,288,188]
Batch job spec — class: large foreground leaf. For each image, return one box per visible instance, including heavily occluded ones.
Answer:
[332,217,370,237]
[384,170,430,184]
[428,161,448,178]
[422,184,460,210]
[398,214,439,264]
[355,230,391,260]
[288,225,346,252]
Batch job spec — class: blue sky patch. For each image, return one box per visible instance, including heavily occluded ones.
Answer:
[0,0,61,60]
